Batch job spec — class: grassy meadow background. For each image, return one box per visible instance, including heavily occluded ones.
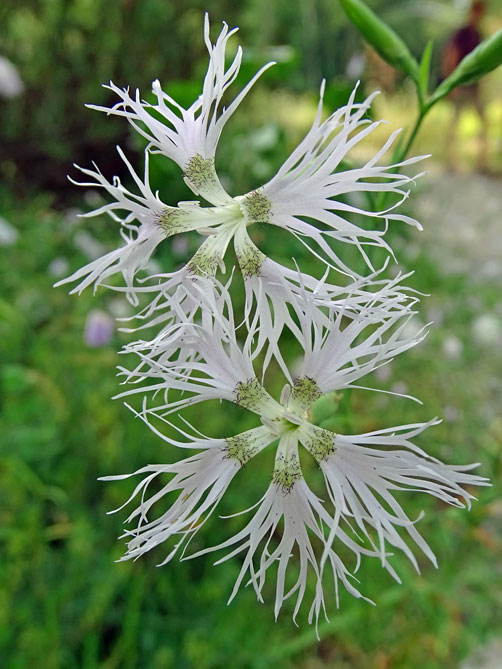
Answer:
[1,1,501,667]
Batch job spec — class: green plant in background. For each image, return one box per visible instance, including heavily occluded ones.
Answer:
[1,0,499,197]
[341,0,502,196]
[2,3,502,667]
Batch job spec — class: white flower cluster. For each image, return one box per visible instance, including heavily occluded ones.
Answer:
[57,15,488,625]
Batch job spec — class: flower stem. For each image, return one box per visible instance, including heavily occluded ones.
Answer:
[397,110,427,166]
[376,107,428,212]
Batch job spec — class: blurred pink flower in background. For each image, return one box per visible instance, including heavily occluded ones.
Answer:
[84,309,114,347]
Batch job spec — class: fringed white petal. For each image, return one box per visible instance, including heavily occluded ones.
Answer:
[55,148,167,303]
[115,279,282,420]
[314,421,490,571]
[297,293,425,394]
[87,15,274,204]
[259,83,426,271]
[102,426,272,563]
[188,477,376,627]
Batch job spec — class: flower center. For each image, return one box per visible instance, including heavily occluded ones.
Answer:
[239,188,272,224]
[183,154,231,205]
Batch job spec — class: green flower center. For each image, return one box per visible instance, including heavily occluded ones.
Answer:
[240,189,272,224]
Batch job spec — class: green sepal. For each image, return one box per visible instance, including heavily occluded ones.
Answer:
[341,0,420,82]
[309,391,342,430]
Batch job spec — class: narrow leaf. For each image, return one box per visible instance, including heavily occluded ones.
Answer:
[419,41,433,100]
[341,0,420,82]
[430,29,502,105]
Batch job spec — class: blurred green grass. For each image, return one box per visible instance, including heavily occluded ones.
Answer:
[2,1,502,665]
[1,154,501,667]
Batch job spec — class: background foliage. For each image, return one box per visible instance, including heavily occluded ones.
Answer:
[2,0,500,196]
[1,1,501,667]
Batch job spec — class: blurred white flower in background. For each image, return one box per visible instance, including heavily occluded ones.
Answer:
[0,216,18,246]
[48,257,70,278]
[73,230,107,261]
[0,55,24,98]
[472,314,502,347]
[442,334,463,360]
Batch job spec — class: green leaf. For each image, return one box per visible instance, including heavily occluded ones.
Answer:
[341,0,420,82]
[419,40,433,101]
[430,29,502,105]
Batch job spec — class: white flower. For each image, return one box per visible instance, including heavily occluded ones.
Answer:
[105,284,486,625]
[295,294,426,400]
[102,423,272,564]
[311,421,489,571]
[58,16,426,315]
[116,281,283,420]
[234,226,419,372]
[107,380,488,625]
[254,83,425,272]
[0,55,24,98]
[56,13,489,627]
[188,430,377,624]
[55,148,235,303]
[88,14,274,206]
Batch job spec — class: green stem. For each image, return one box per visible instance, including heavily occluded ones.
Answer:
[395,109,427,166]
[376,106,428,211]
